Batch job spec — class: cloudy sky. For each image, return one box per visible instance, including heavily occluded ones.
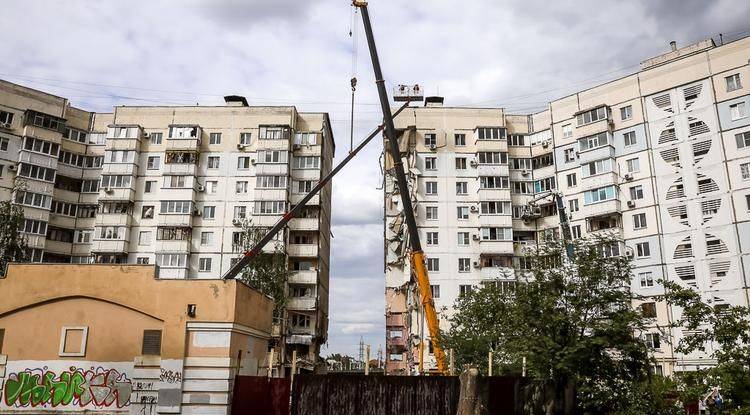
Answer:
[2,0,749,357]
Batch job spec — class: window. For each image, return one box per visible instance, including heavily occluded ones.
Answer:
[200,232,213,246]
[0,110,14,125]
[730,102,748,121]
[629,185,644,200]
[26,110,64,132]
[296,180,316,194]
[480,201,511,214]
[639,272,654,287]
[455,157,467,170]
[508,134,525,146]
[160,200,192,214]
[147,156,160,170]
[459,285,473,295]
[425,181,438,195]
[205,181,218,194]
[238,157,252,169]
[742,162,750,180]
[633,213,647,229]
[636,242,650,257]
[564,148,576,163]
[427,258,439,272]
[477,152,507,164]
[239,132,252,145]
[294,132,318,145]
[566,173,577,188]
[424,133,437,147]
[726,74,742,92]
[571,225,582,239]
[584,186,616,205]
[480,176,510,189]
[456,181,467,195]
[426,232,439,245]
[253,200,285,214]
[576,106,608,126]
[626,157,640,173]
[458,258,471,272]
[163,175,187,188]
[746,194,750,210]
[644,333,661,349]
[203,205,216,219]
[234,206,247,219]
[23,136,60,157]
[293,156,320,169]
[236,181,248,194]
[104,150,136,163]
[142,205,154,219]
[199,258,212,272]
[138,231,152,246]
[257,175,287,189]
[476,127,504,140]
[59,326,88,357]
[457,232,470,246]
[641,302,657,318]
[454,133,466,146]
[426,206,438,220]
[736,131,750,149]
[457,206,469,219]
[0,137,8,151]
[149,132,162,144]
[512,181,533,194]
[97,226,124,240]
[425,157,437,170]
[578,132,609,151]
[207,156,220,169]
[562,124,572,138]
[480,227,512,241]
[569,199,579,213]
[142,330,162,355]
[13,191,51,209]
[22,219,48,235]
[156,253,188,267]
[209,132,222,144]
[620,105,633,121]
[534,177,555,193]
[18,164,56,182]
[145,181,155,193]
[623,131,637,146]
[136,257,150,265]
[101,175,132,189]
[430,284,440,298]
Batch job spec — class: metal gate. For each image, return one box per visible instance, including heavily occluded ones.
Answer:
[231,376,290,415]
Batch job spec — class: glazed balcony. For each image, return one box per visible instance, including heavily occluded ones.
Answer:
[90,239,128,253]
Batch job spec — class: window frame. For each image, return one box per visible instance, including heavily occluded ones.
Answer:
[58,326,88,357]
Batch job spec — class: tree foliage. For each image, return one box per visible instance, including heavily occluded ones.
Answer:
[443,236,659,413]
[236,219,289,318]
[0,180,30,276]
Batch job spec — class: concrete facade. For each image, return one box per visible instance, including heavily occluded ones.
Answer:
[384,37,750,375]
[0,263,273,414]
[0,84,333,372]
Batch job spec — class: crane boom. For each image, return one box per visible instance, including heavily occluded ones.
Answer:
[354,1,448,375]
[525,190,574,260]
[221,102,410,280]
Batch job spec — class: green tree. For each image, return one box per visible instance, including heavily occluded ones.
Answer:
[0,180,30,276]
[235,219,289,318]
[443,236,659,414]
[661,280,750,412]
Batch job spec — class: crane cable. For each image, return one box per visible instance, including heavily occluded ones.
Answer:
[349,6,358,153]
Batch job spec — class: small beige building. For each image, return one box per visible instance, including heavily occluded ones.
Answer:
[0,263,273,414]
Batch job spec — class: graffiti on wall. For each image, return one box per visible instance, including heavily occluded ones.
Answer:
[3,366,132,409]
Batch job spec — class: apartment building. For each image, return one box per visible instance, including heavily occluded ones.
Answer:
[0,82,334,372]
[384,37,750,375]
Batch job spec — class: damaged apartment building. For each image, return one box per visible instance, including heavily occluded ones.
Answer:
[0,81,333,373]
[385,37,750,376]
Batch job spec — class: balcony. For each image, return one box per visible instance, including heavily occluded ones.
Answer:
[287,244,318,258]
[56,163,82,178]
[533,164,555,179]
[257,139,290,151]
[580,199,621,219]
[530,143,553,158]
[289,217,319,231]
[577,144,615,165]
[159,268,189,279]
[154,240,191,253]
[513,241,536,256]
[102,163,137,176]
[388,335,407,349]
[290,193,319,206]
[23,125,62,142]
[252,215,283,227]
[255,163,288,176]
[166,138,200,152]
[478,240,514,255]
[18,150,57,169]
[157,214,193,227]
[72,243,92,256]
[90,239,128,253]
[480,266,514,280]
[287,297,316,310]
[476,139,508,152]
[24,234,46,249]
[107,125,142,141]
[476,165,509,177]
[99,188,135,202]
[581,171,619,191]
[477,189,511,201]
[105,138,140,151]
[386,313,405,327]
[163,163,197,176]
[78,193,99,204]
[292,144,321,156]
[478,214,512,228]
[575,118,612,139]
[44,239,72,255]
[286,333,314,345]
[255,189,287,201]
[289,270,317,284]
[49,214,76,229]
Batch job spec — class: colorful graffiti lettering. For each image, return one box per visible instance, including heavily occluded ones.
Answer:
[3,367,132,409]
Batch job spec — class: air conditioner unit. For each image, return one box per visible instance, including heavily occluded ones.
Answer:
[541,140,550,148]
[104,187,113,194]
[0,122,11,129]
[293,144,301,150]
[193,209,202,216]
[470,159,478,167]
[7,164,17,171]
[624,173,633,181]
[472,234,480,241]
[250,159,256,165]
[473,261,480,268]
[627,200,636,208]
[237,143,247,150]
[232,218,242,226]
[521,169,529,176]
[429,144,437,151]
[196,184,205,192]
[470,205,478,212]
[625,250,634,258]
